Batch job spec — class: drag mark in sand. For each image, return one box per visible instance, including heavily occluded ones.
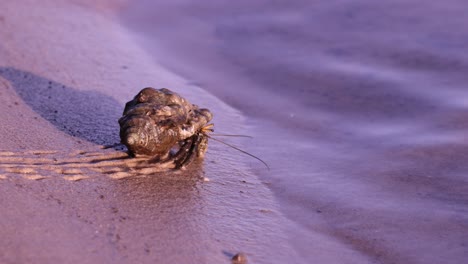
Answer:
[0,147,179,181]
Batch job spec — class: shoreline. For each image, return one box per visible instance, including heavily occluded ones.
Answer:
[121,1,468,263]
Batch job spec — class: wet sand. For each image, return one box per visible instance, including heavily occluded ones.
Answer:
[1,0,468,263]
[0,1,297,263]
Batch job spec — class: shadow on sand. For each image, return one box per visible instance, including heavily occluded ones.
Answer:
[0,67,122,146]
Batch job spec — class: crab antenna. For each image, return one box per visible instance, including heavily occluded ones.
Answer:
[206,135,270,170]
[210,134,253,138]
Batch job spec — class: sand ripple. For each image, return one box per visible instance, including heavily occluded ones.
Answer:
[0,147,179,181]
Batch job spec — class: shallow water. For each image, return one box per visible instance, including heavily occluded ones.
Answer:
[122,1,468,263]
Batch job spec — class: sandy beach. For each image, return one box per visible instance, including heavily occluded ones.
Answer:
[1,0,468,263]
[0,1,298,263]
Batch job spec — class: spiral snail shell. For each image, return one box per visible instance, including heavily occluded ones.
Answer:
[118,87,213,168]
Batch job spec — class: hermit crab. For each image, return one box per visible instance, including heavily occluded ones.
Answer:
[119,87,268,170]
[119,87,214,169]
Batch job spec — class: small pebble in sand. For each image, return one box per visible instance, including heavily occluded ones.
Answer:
[232,252,247,264]
[203,177,210,182]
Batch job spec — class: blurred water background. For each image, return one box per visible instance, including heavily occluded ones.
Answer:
[122,1,468,263]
